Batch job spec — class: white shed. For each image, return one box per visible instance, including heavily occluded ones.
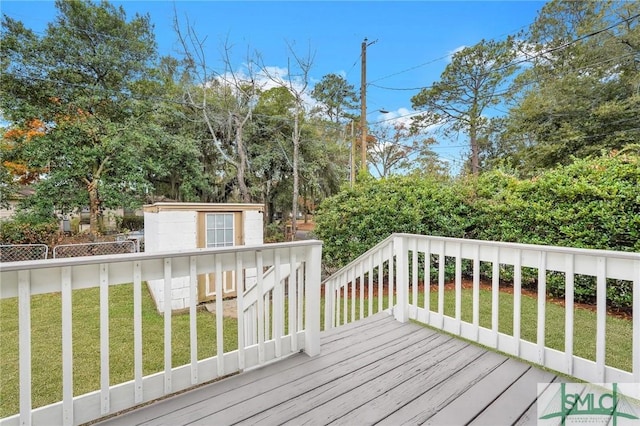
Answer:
[143,202,264,313]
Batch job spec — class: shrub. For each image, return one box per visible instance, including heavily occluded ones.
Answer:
[473,155,640,252]
[314,175,473,270]
[314,154,639,310]
[264,222,286,243]
[0,215,62,248]
[119,215,144,232]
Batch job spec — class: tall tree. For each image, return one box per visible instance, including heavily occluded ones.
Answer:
[310,74,358,186]
[250,86,296,223]
[368,122,438,178]
[502,0,640,173]
[411,38,518,175]
[174,17,260,203]
[145,56,209,202]
[1,0,159,235]
[0,120,47,209]
[310,73,359,123]
[260,44,315,237]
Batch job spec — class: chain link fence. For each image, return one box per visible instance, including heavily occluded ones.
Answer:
[0,244,49,262]
[53,241,136,259]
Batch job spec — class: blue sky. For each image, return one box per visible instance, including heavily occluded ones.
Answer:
[2,0,547,171]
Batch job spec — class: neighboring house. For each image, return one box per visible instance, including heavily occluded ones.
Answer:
[0,187,35,221]
[0,187,145,233]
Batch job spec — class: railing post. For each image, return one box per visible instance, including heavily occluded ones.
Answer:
[633,260,639,384]
[18,270,32,426]
[304,243,322,356]
[394,235,409,323]
[324,277,334,331]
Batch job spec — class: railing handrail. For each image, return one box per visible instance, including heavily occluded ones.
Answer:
[322,232,640,295]
[321,234,395,285]
[393,232,640,260]
[0,240,322,273]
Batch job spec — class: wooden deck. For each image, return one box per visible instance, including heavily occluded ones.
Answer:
[95,313,563,426]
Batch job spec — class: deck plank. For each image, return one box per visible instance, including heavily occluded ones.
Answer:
[284,338,484,425]
[203,333,446,424]
[513,376,571,426]
[103,314,421,426]
[377,351,515,426]
[100,314,408,426]
[95,313,568,426]
[468,366,557,426]
[334,349,507,425]
[420,357,530,426]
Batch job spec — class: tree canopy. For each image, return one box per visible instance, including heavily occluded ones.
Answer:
[1,0,638,240]
[411,38,518,175]
[495,0,640,174]
[1,0,159,234]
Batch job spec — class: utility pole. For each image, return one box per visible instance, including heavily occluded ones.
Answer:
[360,38,367,173]
[350,121,355,187]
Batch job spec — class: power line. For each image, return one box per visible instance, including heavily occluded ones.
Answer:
[368,21,535,85]
[368,54,452,85]
[366,13,639,93]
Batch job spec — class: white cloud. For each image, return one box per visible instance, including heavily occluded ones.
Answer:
[447,45,468,62]
[371,107,443,132]
[211,64,319,110]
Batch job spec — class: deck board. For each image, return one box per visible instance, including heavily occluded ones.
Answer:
[96,313,563,426]
[468,366,556,426]
[217,328,443,425]
[421,358,530,426]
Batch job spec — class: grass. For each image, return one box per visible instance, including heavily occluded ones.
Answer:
[1,283,634,418]
[427,287,633,372]
[0,284,237,418]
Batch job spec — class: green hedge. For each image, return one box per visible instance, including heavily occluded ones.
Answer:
[473,155,640,252]
[314,175,473,269]
[0,216,61,247]
[314,154,639,309]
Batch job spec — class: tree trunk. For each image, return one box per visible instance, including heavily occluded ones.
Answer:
[303,192,308,223]
[291,114,299,240]
[236,121,251,202]
[88,180,100,238]
[470,125,479,175]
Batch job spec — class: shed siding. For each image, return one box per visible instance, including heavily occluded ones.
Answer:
[144,204,263,313]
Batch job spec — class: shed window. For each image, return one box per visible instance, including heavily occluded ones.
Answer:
[206,213,234,247]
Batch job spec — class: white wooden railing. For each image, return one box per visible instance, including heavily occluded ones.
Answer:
[0,240,322,426]
[323,234,640,397]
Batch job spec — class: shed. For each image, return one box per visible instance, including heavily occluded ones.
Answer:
[143,202,264,313]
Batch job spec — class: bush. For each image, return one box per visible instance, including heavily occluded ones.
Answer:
[473,155,640,252]
[119,215,144,232]
[264,222,286,243]
[314,175,473,270]
[314,154,639,310]
[0,215,62,248]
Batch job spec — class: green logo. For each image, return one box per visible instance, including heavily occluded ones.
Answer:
[538,383,640,425]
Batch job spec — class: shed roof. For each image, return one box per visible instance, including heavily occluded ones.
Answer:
[143,202,264,213]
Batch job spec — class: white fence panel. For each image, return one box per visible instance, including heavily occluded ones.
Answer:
[322,233,640,399]
[0,240,322,426]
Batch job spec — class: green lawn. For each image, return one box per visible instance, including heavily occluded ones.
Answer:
[0,284,634,418]
[0,284,237,418]
[421,287,633,373]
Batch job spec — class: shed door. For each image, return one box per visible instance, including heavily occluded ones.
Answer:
[197,212,243,303]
